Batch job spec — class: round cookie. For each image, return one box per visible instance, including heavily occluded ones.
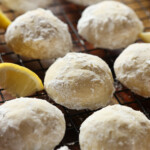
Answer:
[77,1,144,50]
[66,0,105,6]
[79,104,150,150]
[44,52,114,110]
[0,98,66,150]
[5,8,72,60]
[1,0,53,13]
[114,43,150,97]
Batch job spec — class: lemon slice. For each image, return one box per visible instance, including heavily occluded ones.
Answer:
[0,11,11,29]
[0,63,44,97]
[139,32,150,43]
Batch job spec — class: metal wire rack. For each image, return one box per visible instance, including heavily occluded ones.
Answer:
[0,0,150,149]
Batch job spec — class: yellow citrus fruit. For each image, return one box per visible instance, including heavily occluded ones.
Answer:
[139,32,150,43]
[0,10,11,29]
[0,63,44,97]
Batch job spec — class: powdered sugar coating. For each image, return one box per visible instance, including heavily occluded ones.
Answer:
[114,43,150,97]
[1,0,53,13]
[80,104,150,150]
[67,0,105,6]
[0,98,66,150]
[5,8,72,59]
[77,1,144,50]
[57,146,70,150]
[44,52,114,110]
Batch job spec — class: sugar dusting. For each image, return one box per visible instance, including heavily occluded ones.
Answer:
[45,52,115,110]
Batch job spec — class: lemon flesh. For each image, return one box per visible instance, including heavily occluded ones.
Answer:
[0,63,44,97]
[139,32,150,43]
[0,11,11,29]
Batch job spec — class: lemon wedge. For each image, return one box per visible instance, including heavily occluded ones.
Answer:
[0,63,44,97]
[0,11,11,29]
[139,32,150,43]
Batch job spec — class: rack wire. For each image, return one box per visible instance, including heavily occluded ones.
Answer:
[0,0,150,149]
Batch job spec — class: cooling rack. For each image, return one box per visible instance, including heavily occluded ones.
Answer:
[0,0,150,149]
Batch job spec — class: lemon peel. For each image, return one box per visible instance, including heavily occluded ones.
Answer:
[0,63,44,97]
[0,10,11,29]
[139,32,150,43]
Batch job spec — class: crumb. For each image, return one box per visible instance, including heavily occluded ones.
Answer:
[57,146,70,150]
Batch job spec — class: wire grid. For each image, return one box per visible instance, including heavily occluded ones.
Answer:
[0,0,150,149]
